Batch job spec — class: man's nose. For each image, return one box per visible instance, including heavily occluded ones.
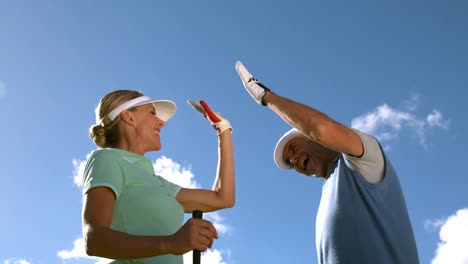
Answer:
[289,155,299,165]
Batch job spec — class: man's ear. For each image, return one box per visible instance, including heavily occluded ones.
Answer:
[120,110,136,126]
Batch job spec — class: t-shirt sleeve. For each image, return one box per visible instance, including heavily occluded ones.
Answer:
[343,129,385,184]
[82,150,124,198]
[156,175,182,197]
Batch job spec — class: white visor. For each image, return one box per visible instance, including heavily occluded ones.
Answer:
[273,128,303,169]
[108,96,176,122]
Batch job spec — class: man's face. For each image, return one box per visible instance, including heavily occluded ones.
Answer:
[282,135,329,177]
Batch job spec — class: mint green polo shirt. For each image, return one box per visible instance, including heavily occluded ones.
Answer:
[82,148,184,264]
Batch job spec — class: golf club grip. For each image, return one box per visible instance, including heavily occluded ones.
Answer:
[192,210,203,264]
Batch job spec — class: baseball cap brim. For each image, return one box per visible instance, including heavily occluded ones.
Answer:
[274,128,303,169]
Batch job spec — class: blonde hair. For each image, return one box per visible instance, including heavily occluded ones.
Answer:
[89,90,143,148]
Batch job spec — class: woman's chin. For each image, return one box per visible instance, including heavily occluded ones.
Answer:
[149,143,162,152]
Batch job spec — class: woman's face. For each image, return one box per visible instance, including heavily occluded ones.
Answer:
[132,103,165,152]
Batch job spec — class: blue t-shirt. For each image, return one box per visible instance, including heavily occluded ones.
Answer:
[316,133,419,264]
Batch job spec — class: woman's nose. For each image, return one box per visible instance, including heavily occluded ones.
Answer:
[157,116,165,127]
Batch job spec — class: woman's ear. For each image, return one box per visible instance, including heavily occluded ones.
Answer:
[120,110,135,125]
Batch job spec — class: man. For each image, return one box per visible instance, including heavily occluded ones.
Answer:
[235,61,419,264]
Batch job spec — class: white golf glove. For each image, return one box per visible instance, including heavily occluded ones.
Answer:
[235,61,271,105]
[187,100,232,135]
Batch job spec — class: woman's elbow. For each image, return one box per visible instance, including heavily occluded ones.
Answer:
[85,246,97,257]
[83,229,102,257]
[213,198,235,210]
[84,240,97,257]
[212,191,235,210]
[222,197,235,209]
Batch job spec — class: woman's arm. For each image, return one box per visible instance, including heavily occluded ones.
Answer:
[82,187,218,259]
[176,129,235,213]
[177,101,235,213]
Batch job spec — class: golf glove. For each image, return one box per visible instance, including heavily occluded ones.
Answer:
[235,61,271,105]
[187,100,232,135]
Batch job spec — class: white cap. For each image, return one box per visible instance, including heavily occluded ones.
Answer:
[273,128,303,169]
[108,95,176,122]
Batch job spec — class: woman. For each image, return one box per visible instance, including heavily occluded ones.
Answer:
[82,90,235,264]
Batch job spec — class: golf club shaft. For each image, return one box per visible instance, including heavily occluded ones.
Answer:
[192,210,203,264]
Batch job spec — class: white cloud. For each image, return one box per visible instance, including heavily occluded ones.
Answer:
[154,156,199,189]
[429,208,468,264]
[57,238,115,264]
[424,218,445,232]
[57,238,113,264]
[72,158,87,187]
[57,237,87,258]
[2,259,31,264]
[183,249,228,264]
[351,104,412,136]
[351,99,449,149]
[207,213,232,235]
[402,92,420,112]
[426,110,449,129]
[65,155,232,263]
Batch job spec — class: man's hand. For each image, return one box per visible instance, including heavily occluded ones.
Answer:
[235,61,271,105]
[187,100,232,135]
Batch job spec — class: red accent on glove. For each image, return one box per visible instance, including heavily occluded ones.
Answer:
[200,100,222,123]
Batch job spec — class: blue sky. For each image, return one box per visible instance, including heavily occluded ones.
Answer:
[1,1,467,263]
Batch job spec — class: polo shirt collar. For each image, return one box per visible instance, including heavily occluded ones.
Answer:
[108,148,150,164]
